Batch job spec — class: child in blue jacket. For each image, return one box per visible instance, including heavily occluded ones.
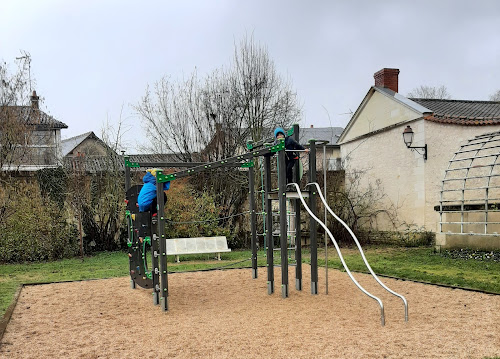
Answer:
[138,168,170,213]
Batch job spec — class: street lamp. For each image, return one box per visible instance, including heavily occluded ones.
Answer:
[402,125,427,160]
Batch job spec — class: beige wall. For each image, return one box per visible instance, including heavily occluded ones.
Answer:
[69,138,108,157]
[341,119,426,230]
[341,118,500,232]
[341,90,421,143]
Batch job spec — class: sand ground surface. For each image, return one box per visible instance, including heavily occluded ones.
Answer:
[1,265,499,358]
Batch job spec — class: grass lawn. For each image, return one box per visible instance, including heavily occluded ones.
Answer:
[1,246,499,319]
[316,247,500,294]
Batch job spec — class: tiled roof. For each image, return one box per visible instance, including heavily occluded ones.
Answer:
[8,106,68,129]
[410,98,500,125]
[128,153,182,163]
[63,156,121,173]
[63,153,189,173]
[299,127,343,145]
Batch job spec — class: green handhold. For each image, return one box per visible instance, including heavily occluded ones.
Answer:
[124,158,140,168]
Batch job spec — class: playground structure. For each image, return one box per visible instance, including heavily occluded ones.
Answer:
[124,124,408,325]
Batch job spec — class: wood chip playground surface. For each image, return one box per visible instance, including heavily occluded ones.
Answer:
[0,265,499,359]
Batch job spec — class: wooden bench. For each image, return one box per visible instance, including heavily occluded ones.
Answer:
[166,236,231,262]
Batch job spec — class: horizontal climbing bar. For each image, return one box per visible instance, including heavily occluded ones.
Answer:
[156,141,285,183]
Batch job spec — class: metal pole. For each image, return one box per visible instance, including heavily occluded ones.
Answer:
[309,140,318,295]
[249,165,258,279]
[292,124,302,291]
[260,157,266,251]
[124,155,131,193]
[156,172,169,311]
[278,139,289,298]
[151,215,160,305]
[124,155,135,289]
[323,144,328,294]
[264,155,274,294]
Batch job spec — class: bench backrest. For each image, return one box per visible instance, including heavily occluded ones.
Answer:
[166,236,229,255]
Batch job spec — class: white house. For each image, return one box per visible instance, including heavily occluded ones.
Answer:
[338,68,500,250]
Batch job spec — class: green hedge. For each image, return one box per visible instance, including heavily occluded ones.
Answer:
[0,182,79,262]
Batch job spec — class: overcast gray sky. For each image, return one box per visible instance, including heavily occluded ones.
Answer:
[1,0,499,153]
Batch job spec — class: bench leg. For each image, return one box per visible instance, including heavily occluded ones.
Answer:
[175,255,180,263]
[217,252,221,261]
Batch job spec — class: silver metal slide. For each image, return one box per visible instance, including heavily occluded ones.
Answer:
[288,182,409,325]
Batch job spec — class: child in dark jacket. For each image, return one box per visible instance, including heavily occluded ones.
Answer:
[274,127,309,184]
[138,168,170,213]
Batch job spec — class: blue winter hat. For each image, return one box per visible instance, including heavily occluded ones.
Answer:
[274,127,286,138]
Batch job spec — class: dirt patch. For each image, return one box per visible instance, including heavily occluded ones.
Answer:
[1,265,499,358]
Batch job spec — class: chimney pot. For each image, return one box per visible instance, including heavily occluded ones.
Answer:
[374,68,400,93]
[30,90,40,109]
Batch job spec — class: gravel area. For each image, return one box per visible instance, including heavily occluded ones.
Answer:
[1,265,499,358]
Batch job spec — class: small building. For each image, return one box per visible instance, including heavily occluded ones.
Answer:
[300,125,343,171]
[338,68,500,250]
[62,131,111,158]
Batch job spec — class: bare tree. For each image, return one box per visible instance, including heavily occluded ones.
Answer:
[230,34,301,142]
[135,35,302,236]
[0,56,35,223]
[323,162,399,246]
[0,56,34,171]
[136,71,221,161]
[407,85,451,99]
[489,90,500,101]
[65,115,127,254]
[136,35,301,157]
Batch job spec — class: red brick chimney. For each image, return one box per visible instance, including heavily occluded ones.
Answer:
[374,68,400,93]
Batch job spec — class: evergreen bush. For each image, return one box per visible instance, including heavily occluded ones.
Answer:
[0,182,79,262]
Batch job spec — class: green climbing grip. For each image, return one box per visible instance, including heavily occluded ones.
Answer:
[156,170,176,183]
[124,157,140,168]
[269,139,285,153]
[241,161,254,168]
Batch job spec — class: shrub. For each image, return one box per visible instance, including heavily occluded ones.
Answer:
[36,166,68,209]
[397,223,435,247]
[0,182,79,262]
[164,179,230,241]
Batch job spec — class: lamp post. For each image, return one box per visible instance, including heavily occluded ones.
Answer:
[402,125,427,160]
